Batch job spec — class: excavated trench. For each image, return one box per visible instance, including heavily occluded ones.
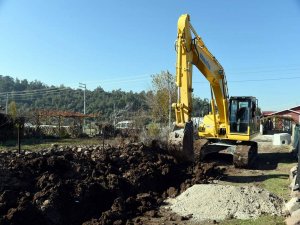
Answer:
[0,142,221,225]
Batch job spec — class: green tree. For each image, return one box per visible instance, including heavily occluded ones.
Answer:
[147,71,176,123]
[192,97,210,117]
[8,101,17,120]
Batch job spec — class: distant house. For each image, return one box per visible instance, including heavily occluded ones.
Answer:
[264,106,300,124]
[262,111,276,117]
[261,106,300,134]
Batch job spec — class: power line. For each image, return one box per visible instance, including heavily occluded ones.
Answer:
[226,64,300,72]
[229,68,300,75]
[1,70,300,98]
[83,74,151,84]
[0,75,152,96]
[5,92,81,101]
[0,87,69,96]
[194,76,300,84]
[231,76,300,82]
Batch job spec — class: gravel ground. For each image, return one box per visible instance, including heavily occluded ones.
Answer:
[165,184,284,222]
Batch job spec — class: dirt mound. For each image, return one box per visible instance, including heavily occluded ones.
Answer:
[165,184,284,222]
[0,142,221,225]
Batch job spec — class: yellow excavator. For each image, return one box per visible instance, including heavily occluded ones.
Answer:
[168,14,259,168]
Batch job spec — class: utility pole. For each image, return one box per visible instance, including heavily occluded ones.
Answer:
[79,83,86,133]
[79,83,86,115]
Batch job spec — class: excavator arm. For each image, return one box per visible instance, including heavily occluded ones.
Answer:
[173,14,229,134]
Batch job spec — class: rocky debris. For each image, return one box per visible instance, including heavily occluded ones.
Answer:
[285,208,300,225]
[284,163,300,224]
[289,165,297,181]
[131,208,197,225]
[0,142,221,225]
[284,197,300,215]
[164,184,284,222]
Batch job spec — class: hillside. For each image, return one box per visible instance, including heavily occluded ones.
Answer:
[0,75,148,121]
[0,75,208,122]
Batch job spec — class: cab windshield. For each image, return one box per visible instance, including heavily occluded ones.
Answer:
[229,99,250,133]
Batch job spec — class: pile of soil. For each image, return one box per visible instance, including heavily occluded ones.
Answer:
[0,142,221,225]
[165,184,284,222]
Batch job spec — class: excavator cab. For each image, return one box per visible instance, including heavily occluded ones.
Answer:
[229,97,258,135]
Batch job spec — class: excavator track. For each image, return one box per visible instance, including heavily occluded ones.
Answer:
[169,134,258,168]
[233,142,258,168]
[193,139,258,168]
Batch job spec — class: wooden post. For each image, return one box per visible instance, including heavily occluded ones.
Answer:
[17,124,21,154]
[102,128,105,150]
[58,116,61,137]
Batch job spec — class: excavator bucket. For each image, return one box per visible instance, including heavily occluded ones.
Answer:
[168,121,194,162]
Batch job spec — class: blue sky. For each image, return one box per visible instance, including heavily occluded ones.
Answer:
[0,0,300,110]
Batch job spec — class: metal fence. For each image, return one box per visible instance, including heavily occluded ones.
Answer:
[262,115,295,135]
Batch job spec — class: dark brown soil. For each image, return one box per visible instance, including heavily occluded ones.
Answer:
[0,142,221,225]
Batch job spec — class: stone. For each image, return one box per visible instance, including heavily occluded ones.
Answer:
[285,208,300,225]
[42,199,50,207]
[290,176,297,190]
[291,190,300,198]
[167,187,178,198]
[51,143,58,148]
[290,165,298,181]
[284,197,300,215]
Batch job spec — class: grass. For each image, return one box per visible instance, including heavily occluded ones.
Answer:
[0,137,106,151]
[219,150,297,200]
[260,162,296,200]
